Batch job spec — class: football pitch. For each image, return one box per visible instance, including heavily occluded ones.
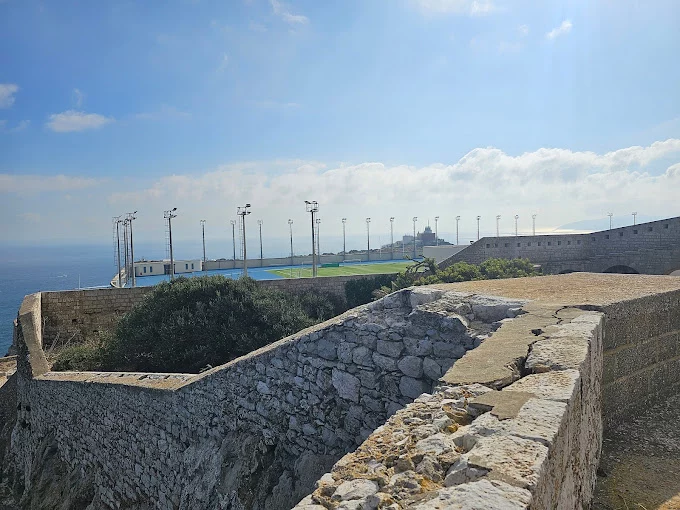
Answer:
[267,261,416,279]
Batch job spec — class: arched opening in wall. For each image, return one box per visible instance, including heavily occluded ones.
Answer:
[603,265,639,274]
[559,269,577,274]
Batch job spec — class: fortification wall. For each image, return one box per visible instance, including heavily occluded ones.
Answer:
[295,305,605,509]
[204,251,413,270]
[11,287,520,509]
[439,216,680,275]
[39,274,396,348]
[600,289,680,430]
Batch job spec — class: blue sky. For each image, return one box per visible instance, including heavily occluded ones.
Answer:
[1,0,679,255]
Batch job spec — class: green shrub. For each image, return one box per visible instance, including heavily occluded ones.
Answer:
[345,274,396,308]
[53,276,339,374]
[51,341,105,372]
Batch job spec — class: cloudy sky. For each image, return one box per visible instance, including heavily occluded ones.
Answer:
[1,0,679,254]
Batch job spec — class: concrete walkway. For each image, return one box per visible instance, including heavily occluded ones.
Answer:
[593,391,680,510]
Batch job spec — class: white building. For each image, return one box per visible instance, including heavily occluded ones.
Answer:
[134,259,203,277]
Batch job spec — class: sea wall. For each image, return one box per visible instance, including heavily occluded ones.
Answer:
[11,287,521,509]
[294,305,605,509]
[40,274,396,348]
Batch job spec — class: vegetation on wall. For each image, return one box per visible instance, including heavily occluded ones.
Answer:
[52,276,343,374]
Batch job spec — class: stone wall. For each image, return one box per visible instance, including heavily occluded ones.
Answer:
[293,304,605,509]
[439,216,680,275]
[39,274,396,349]
[10,287,521,509]
[600,288,680,430]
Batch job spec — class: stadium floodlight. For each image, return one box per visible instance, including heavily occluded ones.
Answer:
[455,216,460,245]
[230,220,237,261]
[288,219,294,265]
[514,214,519,236]
[237,204,252,277]
[412,217,418,258]
[316,217,321,261]
[164,208,178,280]
[476,215,481,241]
[632,212,637,225]
[366,218,371,261]
[496,215,501,237]
[257,220,263,265]
[607,212,613,230]
[435,216,439,246]
[390,217,395,260]
[342,218,347,256]
[305,201,319,277]
[126,211,137,287]
[532,214,537,236]
[200,220,206,269]
[114,216,123,287]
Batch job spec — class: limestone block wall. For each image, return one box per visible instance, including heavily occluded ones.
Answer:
[439,216,680,275]
[11,287,522,509]
[600,288,680,430]
[294,307,605,509]
[38,274,396,348]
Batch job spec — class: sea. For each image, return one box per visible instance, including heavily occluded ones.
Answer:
[0,244,116,356]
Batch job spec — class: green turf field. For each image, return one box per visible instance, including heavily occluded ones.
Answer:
[268,261,415,279]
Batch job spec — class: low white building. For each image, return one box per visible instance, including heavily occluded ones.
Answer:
[134,259,203,277]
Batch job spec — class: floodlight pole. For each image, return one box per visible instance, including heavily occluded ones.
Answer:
[257,220,263,266]
[288,219,294,265]
[200,219,206,270]
[632,212,637,225]
[115,216,122,287]
[515,215,519,236]
[316,218,321,262]
[366,217,371,261]
[435,216,439,246]
[455,216,460,245]
[237,204,251,277]
[126,212,137,287]
[496,215,501,237]
[305,201,319,277]
[164,208,177,280]
[532,214,537,236]
[123,218,129,286]
[476,215,481,241]
[230,220,236,261]
[412,217,418,258]
[390,217,394,260]
[342,218,347,257]
[608,212,613,230]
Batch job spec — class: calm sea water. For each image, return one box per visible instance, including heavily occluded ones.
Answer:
[0,244,115,356]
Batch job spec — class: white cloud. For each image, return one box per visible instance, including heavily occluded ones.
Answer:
[270,0,309,25]
[413,0,495,16]
[72,88,84,108]
[0,83,19,108]
[546,19,572,40]
[518,24,529,36]
[46,110,114,133]
[105,140,680,239]
[0,174,102,194]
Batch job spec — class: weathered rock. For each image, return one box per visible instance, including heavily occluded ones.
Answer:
[397,356,423,378]
[331,369,361,403]
[332,479,379,501]
[399,376,429,399]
